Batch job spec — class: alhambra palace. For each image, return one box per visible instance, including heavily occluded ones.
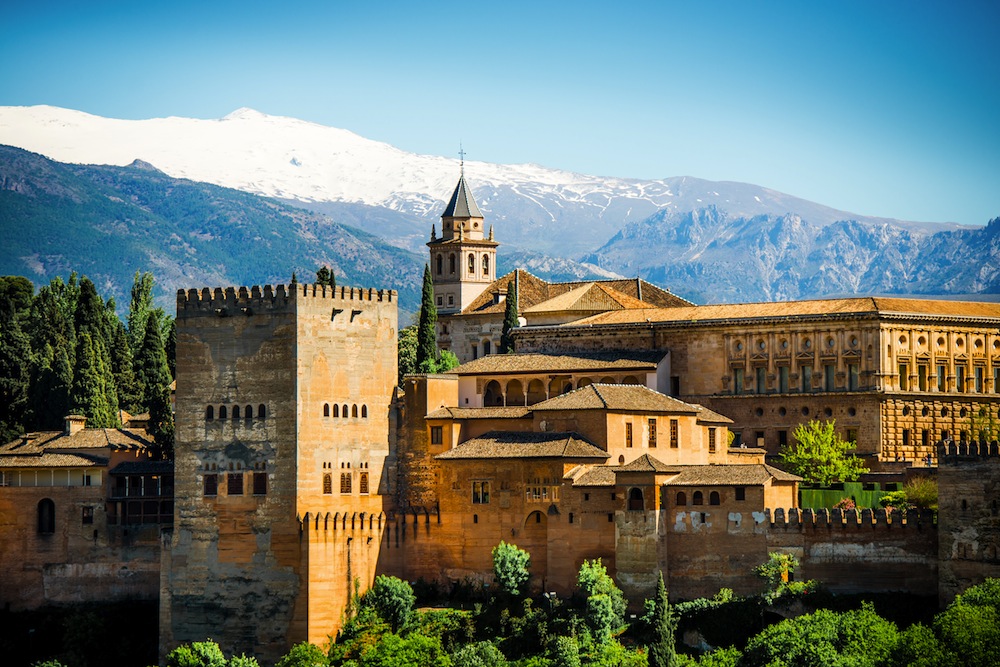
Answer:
[2,174,1000,663]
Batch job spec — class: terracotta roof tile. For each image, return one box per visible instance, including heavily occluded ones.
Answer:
[666,464,802,485]
[565,464,617,487]
[614,453,677,473]
[436,431,609,460]
[451,351,665,375]
[425,407,533,420]
[532,384,701,414]
[0,452,108,468]
[523,283,651,314]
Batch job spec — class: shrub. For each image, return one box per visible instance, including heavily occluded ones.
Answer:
[228,655,260,667]
[167,641,227,667]
[451,640,508,667]
[492,541,531,597]
[276,642,328,667]
[361,575,416,632]
[833,497,856,510]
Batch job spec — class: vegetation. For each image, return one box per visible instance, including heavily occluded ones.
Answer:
[417,264,439,373]
[492,541,531,597]
[360,576,416,633]
[316,266,337,289]
[0,271,174,453]
[647,572,678,667]
[879,477,938,511]
[499,279,518,354]
[778,419,868,486]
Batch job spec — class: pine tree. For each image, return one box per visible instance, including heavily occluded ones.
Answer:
[136,314,174,458]
[315,266,336,289]
[416,264,438,373]
[500,278,518,354]
[648,571,678,667]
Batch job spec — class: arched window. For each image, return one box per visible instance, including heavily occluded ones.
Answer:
[483,254,490,276]
[693,491,704,505]
[468,253,475,274]
[258,404,266,419]
[361,405,368,418]
[436,254,443,275]
[710,491,721,506]
[676,492,687,506]
[360,472,369,494]
[323,473,332,495]
[219,405,227,419]
[206,406,214,420]
[245,405,252,419]
[352,404,359,418]
[333,404,340,418]
[38,498,55,534]
[323,403,330,417]
[449,254,456,274]
[340,473,352,494]
[232,405,240,419]
[343,404,349,418]
[628,487,644,511]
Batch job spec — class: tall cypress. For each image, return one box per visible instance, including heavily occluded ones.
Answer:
[110,319,140,412]
[316,266,336,288]
[0,315,31,442]
[127,271,156,357]
[500,278,518,354]
[416,264,438,373]
[136,313,174,458]
[70,332,115,427]
[648,571,678,667]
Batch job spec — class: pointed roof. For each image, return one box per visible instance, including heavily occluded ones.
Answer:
[523,283,650,314]
[442,175,483,219]
[435,431,609,460]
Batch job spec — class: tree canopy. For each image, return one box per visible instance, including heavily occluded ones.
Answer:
[778,419,868,486]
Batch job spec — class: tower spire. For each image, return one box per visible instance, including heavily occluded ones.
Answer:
[458,142,466,176]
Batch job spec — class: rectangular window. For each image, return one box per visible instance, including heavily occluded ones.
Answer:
[735,487,746,501]
[430,426,443,445]
[801,366,812,392]
[824,364,835,391]
[472,481,490,504]
[778,430,788,448]
[898,363,909,390]
[902,429,911,448]
[227,473,243,496]
[957,365,966,392]
[625,422,633,448]
[846,429,857,444]
[938,365,947,391]
[975,366,984,393]
[436,296,442,306]
[340,473,352,494]
[323,473,332,495]
[670,376,680,396]
[709,428,717,454]
[648,418,657,448]
[82,506,94,525]
[922,429,930,448]
[778,366,789,393]
[848,364,859,391]
[756,366,766,393]
[670,419,679,448]
[253,472,267,496]
[733,367,744,393]
[755,431,765,447]
[359,472,369,495]
[918,365,928,391]
[448,295,454,306]
[203,474,218,497]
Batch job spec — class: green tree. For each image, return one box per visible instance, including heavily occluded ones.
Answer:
[228,655,261,667]
[492,541,531,597]
[452,641,508,667]
[166,640,227,667]
[127,271,156,356]
[436,349,460,373]
[353,632,450,667]
[70,332,117,427]
[416,264,439,373]
[778,419,868,486]
[648,572,678,667]
[136,314,174,457]
[72,277,119,425]
[499,279,518,354]
[890,624,959,667]
[0,314,32,442]
[550,636,580,667]
[578,559,627,644]
[276,642,328,667]
[398,324,418,384]
[361,575,416,632]
[0,275,34,322]
[316,266,336,289]
[110,318,141,412]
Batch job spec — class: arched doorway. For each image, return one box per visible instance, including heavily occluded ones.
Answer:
[484,380,504,407]
[506,380,525,406]
[628,487,645,511]
[526,379,546,404]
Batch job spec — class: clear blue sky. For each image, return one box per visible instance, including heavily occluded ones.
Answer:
[2,0,998,225]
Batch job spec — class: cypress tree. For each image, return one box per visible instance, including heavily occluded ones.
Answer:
[500,278,518,354]
[110,319,141,412]
[127,271,156,356]
[71,332,115,427]
[29,339,73,430]
[416,264,438,373]
[136,314,174,458]
[0,315,31,442]
[316,266,336,288]
[648,571,678,667]
[164,318,176,380]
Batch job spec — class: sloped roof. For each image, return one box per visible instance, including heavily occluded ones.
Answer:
[435,431,609,460]
[450,351,665,375]
[531,383,701,414]
[442,175,483,218]
[0,452,108,468]
[425,406,533,420]
[567,465,617,487]
[690,404,735,424]
[0,428,153,456]
[566,297,1000,328]
[614,453,677,473]
[523,283,650,314]
[667,464,802,485]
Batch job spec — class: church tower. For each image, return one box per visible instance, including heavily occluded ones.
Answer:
[427,170,498,315]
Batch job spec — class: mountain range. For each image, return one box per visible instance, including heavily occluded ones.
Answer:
[0,104,997,308]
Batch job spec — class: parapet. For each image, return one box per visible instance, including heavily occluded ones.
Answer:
[764,507,935,530]
[937,439,1000,462]
[176,283,397,316]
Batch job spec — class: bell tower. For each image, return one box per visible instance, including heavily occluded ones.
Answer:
[427,166,498,315]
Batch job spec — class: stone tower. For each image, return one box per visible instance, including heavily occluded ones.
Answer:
[427,172,498,315]
[160,283,399,664]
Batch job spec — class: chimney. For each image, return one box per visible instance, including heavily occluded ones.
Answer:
[65,415,87,436]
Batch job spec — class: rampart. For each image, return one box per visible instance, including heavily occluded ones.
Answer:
[176,283,396,317]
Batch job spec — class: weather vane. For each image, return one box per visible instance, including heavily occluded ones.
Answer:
[459,143,466,175]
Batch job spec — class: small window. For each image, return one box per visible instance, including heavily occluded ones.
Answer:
[206,406,214,420]
[37,498,55,534]
[323,403,330,417]
[625,422,633,448]
[607,513,614,522]
[361,405,368,418]
[219,405,227,419]
[569,513,574,524]
[436,254,443,275]
[448,294,454,306]
[258,404,266,419]
[233,405,240,419]
[628,487,644,511]
[692,491,704,505]
[473,514,478,524]
[431,426,443,445]
[648,418,657,448]
[323,473,332,495]
[676,492,687,506]
[710,491,720,506]
[473,481,491,504]
[708,428,717,454]
[340,473,352,494]
[253,472,267,496]
[333,404,340,418]
[437,296,443,306]
[227,473,243,496]
[81,506,94,525]
[670,419,678,448]
[342,404,349,418]
[468,253,475,274]
[360,472,369,495]
[204,474,218,497]
[483,254,490,276]
[735,487,746,501]
[483,340,492,355]
[352,404,359,418]
[245,405,252,419]
[449,254,456,274]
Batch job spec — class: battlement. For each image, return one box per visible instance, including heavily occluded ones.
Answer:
[937,439,1000,462]
[176,283,396,316]
[764,507,936,530]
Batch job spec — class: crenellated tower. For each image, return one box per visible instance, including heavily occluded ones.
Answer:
[427,170,498,314]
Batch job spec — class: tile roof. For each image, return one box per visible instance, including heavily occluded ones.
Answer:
[0,452,108,468]
[435,431,609,460]
[566,465,617,487]
[109,460,174,475]
[666,464,802,486]
[564,297,1000,328]
[450,350,666,375]
[614,453,677,473]
[690,405,735,424]
[523,283,650,314]
[531,384,701,414]
[425,407,534,420]
[442,175,483,218]
[0,428,153,468]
